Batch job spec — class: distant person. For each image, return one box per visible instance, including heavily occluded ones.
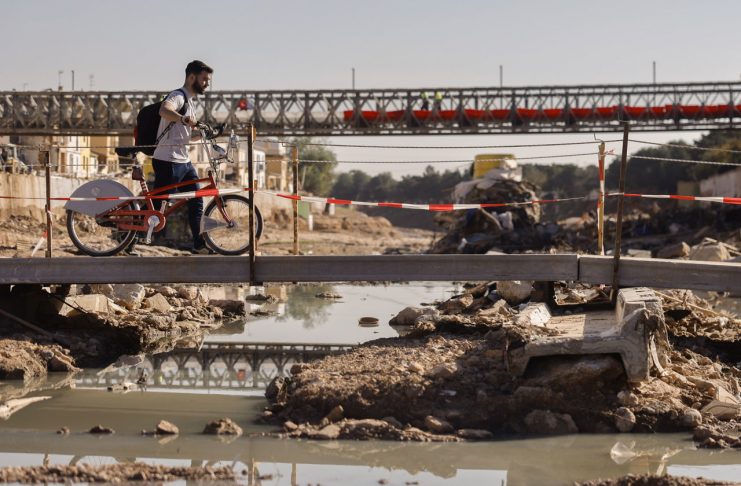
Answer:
[420,92,430,110]
[433,91,443,111]
[150,60,214,254]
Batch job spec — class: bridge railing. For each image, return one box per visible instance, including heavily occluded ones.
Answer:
[2,81,740,136]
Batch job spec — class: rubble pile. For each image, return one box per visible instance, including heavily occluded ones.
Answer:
[430,179,542,254]
[428,170,741,255]
[0,463,235,484]
[264,282,741,446]
[0,283,246,377]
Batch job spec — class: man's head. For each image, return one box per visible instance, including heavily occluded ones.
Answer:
[185,60,213,95]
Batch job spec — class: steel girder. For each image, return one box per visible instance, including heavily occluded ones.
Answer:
[1,82,740,137]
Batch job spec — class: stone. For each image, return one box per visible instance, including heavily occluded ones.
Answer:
[407,362,424,374]
[389,306,425,326]
[174,285,198,301]
[209,299,246,316]
[439,294,474,314]
[496,281,533,305]
[311,423,340,440]
[203,418,242,436]
[153,286,178,298]
[325,405,344,423]
[265,377,288,404]
[514,302,551,327]
[143,293,173,313]
[423,415,454,434]
[156,420,179,435]
[524,410,579,435]
[614,407,636,432]
[89,283,114,297]
[56,427,70,435]
[478,299,512,318]
[689,243,731,262]
[457,429,493,440]
[383,416,403,429]
[62,294,115,316]
[111,284,146,309]
[656,242,690,259]
[430,363,459,379]
[89,425,115,434]
[617,390,641,407]
[681,408,703,428]
[315,292,342,299]
[290,363,310,375]
[283,420,298,431]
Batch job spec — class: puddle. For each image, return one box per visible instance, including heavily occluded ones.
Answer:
[206,282,462,344]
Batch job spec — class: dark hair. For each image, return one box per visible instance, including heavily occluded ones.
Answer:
[185,60,213,76]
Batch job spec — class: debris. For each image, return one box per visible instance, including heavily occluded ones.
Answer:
[143,293,172,313]
[614,407,636,432]
[524,410,579,435]
[155,420,179,435]
[315,292,342,299]
[203,418,242,436]
[456,428,493,440]
[496,281,533,306]
[88,425,115,434]
[681,408,703,428]
[424,415,454,434]
[656,242,690,259]
[325,405,344,423]
[389,306,425,326]
[513,302,551,327]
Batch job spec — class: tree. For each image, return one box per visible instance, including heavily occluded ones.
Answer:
[288,137,338,196]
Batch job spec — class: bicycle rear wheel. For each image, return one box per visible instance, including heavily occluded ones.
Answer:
[202,195,262,255]
[66,202,138,257]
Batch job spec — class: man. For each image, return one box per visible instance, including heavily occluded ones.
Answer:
[151,60,213,254]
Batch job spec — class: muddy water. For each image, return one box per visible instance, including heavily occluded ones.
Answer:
[1,283,740,485]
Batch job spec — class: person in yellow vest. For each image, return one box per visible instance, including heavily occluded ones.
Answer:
[433,91,443,111]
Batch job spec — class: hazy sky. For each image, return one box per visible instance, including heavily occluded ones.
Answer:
[2,0,740,176]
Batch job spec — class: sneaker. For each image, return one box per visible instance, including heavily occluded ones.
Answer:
[123,246,141,257]
[191,246,215,255]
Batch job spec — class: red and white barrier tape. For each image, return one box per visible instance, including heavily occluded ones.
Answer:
[609,193,741,205]
[2,187,739,208]
[267,192,585,211]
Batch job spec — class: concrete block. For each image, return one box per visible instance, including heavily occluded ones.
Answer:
[143,293,173,313]
[61,294,115,316]
[509,288,662,383]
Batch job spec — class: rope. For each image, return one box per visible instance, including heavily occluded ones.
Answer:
[629,139,741,155]
[298,152,603,164]
[629,155,741,167]
[258,139,619,150]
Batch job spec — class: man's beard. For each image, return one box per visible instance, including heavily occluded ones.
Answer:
[191,80,206,95]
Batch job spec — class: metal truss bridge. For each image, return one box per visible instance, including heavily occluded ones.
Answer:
[2,81,740,137]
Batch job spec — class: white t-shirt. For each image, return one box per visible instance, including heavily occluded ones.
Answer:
[152,88,195,163]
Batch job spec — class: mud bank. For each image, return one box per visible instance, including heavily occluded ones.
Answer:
[0,283,247,380]
[0,463,235,483]
[265,283,741,446]
[578,473,733,486]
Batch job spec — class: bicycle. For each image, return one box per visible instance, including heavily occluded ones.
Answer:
[65,122,263,256]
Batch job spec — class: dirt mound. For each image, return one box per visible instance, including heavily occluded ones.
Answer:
[578,473,732,486]
[264,285,741,444]
[0,463,235,483]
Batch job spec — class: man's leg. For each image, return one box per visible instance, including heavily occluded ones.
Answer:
[178,162,205,249]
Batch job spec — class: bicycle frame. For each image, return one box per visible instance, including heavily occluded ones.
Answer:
[97,125,238,234]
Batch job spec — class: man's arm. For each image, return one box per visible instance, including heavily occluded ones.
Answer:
[159,100,196,127]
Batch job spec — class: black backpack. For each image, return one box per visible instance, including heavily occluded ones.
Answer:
[135,88,188,156]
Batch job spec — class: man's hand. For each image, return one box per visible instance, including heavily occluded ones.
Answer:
[181,115,197,128]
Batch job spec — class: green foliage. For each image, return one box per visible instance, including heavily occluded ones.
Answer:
[330,165,466,203]
[288,137,338,196]
[605,130,741,193]
[522,164,599,196]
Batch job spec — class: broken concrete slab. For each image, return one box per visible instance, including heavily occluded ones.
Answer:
[514,303,551,327]
[60,294,115,316]
[509,288,664,383]
[656,242,690,259]
[143,294,172,313]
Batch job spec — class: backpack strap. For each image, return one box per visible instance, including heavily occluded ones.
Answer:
[155,89,191,145]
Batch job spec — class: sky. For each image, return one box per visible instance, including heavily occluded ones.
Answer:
[2,0,740,176]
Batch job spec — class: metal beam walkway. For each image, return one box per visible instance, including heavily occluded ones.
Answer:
[0,254,738,293]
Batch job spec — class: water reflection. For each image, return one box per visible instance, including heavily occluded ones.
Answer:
[77,342,352,392]
[275,284,336,329]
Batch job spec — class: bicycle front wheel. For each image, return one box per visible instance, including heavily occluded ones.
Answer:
[202,195,263,255]
[66,202,138,257]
